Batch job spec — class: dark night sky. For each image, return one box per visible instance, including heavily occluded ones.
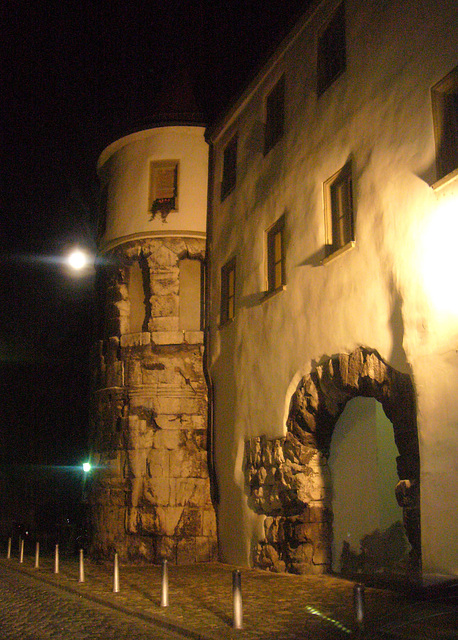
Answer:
[1,0,308,466]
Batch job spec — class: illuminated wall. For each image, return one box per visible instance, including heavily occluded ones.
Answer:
[207,0,458,580]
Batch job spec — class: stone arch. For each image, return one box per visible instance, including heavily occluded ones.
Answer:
[245,347,420,574]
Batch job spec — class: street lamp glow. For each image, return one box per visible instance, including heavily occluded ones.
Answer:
[83,462,91,473]
[67,249,88,271]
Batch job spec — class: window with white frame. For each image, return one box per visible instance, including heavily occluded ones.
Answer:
[149,160,178,222]
[324,162,354,257]
[266,215,286,293]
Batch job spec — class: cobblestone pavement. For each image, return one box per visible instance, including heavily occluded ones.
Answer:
[0,563,189,640]
[0,555,456,639]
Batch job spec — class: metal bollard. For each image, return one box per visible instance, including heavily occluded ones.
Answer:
[353,583,365,630]
[113,552,120,593]
[54,544,59,574]
[232,569,243,629]
[34,541,40,569]
[78,549,85,583]
[18,536,22,557]
[7,537,11,559]
[19,538,24,564]
[160,559,169,607]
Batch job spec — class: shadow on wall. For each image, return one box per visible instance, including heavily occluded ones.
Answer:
[340,521,409,574]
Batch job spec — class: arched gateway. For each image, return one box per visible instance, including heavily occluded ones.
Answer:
[244,347,420,574]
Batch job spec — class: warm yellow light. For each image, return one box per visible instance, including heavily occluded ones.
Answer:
[67,249,88,271]
[420,197,458,315]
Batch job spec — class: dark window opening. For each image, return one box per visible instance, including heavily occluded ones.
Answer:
[317,3,346,96]
[221,258,236,325]
[432,66,458,181]
[221,136,238,200]
[265,76,285,154]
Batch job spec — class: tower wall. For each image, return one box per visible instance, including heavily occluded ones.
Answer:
[90,126,217,563]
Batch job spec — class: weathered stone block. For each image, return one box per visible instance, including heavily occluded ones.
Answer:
[149,316,179,331]
[146,449,169,477]
[151,331,184,345]
[127,360,143,385]
[144,478,170,506]
[155,536,177,562]
[154,414,183,430]
[184,331,204,344]
[150,269,179,296]
[195,536,212,562]
[177,507,202,537]
[312,541,331,566]
[150,294,179,318]
[177,537,197,564]
[202,508,217,537]
[156,506,184,536]
[169,448,206,478]
[154,429,182,451]
[172,478,211,507]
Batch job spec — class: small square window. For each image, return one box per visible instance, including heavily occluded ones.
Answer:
[266,215,285,293]
[432,66,458,182]
[265,76,285,154]
[324,162,354,257]
[149,160,178,221]
[317,3,346,96]
[221,258,236,325]
[221,136,238,200]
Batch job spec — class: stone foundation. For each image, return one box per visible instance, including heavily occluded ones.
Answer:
[89,238,217,563]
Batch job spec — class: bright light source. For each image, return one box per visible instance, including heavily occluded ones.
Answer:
[67,249,88,271]
[83,462,91,473]
[420,197,458,315]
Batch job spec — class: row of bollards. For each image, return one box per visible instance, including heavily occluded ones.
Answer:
[5,536,365,632]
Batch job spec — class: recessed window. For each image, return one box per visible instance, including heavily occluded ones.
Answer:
[221,258,236,325]
[221,136,238,200]
[266,215,285,293]
[149,160,179,222]
[317,3,346,96]
[431,66,458,182]
[324,162,354,257]
[265,76,285,154]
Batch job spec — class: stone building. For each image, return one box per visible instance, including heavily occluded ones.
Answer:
[205,0,457,583]
[90,102,217,562]
[90,0,457,583]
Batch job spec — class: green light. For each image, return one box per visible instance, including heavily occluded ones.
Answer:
[83,462,91,473]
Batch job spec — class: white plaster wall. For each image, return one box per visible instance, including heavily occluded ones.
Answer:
[97,126,208,249]
[208,0,458,575]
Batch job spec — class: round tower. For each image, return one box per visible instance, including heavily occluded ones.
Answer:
[90,117,217,563]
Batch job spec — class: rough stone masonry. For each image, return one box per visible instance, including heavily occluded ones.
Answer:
[89,238,217,563]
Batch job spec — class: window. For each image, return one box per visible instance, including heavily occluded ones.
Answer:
[221,258,236,325]
[432,66,458,182]
[149,160,178,222]
[317,3,346,96]
[266,215,285,293]
[221,136,238,200]
[324,162,354,258]
[265,76,285,154]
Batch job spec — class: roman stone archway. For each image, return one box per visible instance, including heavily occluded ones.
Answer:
[244,347,420,574]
